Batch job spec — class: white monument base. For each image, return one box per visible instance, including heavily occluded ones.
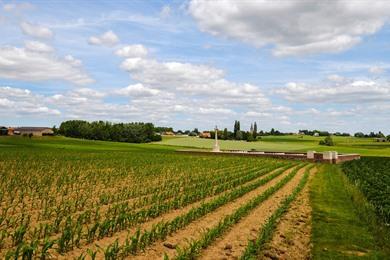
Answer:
[307,151,316,159]
[212,144,220,152]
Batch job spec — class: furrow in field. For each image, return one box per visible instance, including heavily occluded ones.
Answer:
[2,162,254,220]
[57,164,292,259]
[198,165,312,260]
[131,164,302,260]
[258,167,316,260]
[2,163,261,248]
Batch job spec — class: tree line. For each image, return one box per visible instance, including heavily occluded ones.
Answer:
[58,120,162,143]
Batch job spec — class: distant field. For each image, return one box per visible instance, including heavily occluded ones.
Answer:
[158,135,390,157]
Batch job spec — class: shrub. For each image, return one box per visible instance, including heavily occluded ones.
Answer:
[319,136,334,146]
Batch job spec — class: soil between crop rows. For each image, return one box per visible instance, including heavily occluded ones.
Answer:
[133,164,306,259]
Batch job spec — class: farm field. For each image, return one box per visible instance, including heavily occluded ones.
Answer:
[158,135,390,157]
[0,136,389,259]
[342,157,390,223]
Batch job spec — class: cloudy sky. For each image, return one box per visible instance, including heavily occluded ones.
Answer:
[1,0,390,133]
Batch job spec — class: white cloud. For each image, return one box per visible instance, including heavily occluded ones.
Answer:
[275,77,390,103]
[0,97,14,107]
[0,46,93,85]
[3,2,33,12]
[20,21,53,39]
[115,44,148,58]
[0,86,60,116]
[189,0,390,56]
[327,74,345,82]
[64,55,82,66]
[25,41,53,52]
[88,30,119,47]
[115,83,160,97]
[160,5,171,18]
[120,57,224,88]
[369,66,385,74]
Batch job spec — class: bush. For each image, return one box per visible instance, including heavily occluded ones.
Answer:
[319,136,334,146]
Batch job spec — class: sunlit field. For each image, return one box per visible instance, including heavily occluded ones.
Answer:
[159,135,390,157]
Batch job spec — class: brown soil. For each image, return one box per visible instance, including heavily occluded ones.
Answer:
[132,165,301,260]
[198,166,313,260]
[259,167,316,260]
[58,165,288,259]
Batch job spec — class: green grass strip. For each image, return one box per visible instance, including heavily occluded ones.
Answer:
[174,163,308,260]
[310,164,389,259]
[240,165,314,260]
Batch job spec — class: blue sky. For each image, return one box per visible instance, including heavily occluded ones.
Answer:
[1,0,390,134]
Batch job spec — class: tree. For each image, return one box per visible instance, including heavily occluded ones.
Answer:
[236,130,243,140]
[253,122,257,139]
[233,121,236,137]
[354,132,365,138]
[235,121,241,140]
[319,135,334,146]
[246,133,254,142]
[270,128,275,135]
[59,120,161,143]
[223,128,228,140]
[52,125,58,135]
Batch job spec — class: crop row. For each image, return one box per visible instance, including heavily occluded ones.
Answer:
[240,165,312,259]
[342,157,390,223]
[174,164,307,259]
[0,149,289,258]
[85,163,304,259]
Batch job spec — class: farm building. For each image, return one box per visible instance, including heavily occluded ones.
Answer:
[7,127,14,135]
[162,131,175,136]
[199,131,211,138]
[14,127,54,136]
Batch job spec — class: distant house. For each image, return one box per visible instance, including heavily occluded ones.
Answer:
[313,133,320,137]
[162,131,175,136]
[199,131,211,138]
[0,126,7,135]
[375,137,387,142]
[7,127,14,135]
[14,127,54,136]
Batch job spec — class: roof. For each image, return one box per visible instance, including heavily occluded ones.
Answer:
[14,127,52,131]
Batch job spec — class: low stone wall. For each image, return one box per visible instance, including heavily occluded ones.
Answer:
[177,150,307,160]
[336,154,360,163]
[177,150,360,164]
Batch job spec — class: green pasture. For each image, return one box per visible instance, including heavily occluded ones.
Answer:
[158,135,390,157]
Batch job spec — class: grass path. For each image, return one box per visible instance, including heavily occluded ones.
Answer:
[310,165,388,259]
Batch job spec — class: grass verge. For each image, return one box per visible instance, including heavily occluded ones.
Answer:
[310,164,389,259]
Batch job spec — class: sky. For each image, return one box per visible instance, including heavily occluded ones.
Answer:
[1,0,390,134]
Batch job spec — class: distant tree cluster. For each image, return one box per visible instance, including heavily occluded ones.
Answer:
[59,120,162,143]
[299,129,331,136]
[154,127,173,133]
[354,131,386,138]
[207,121,259,142]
